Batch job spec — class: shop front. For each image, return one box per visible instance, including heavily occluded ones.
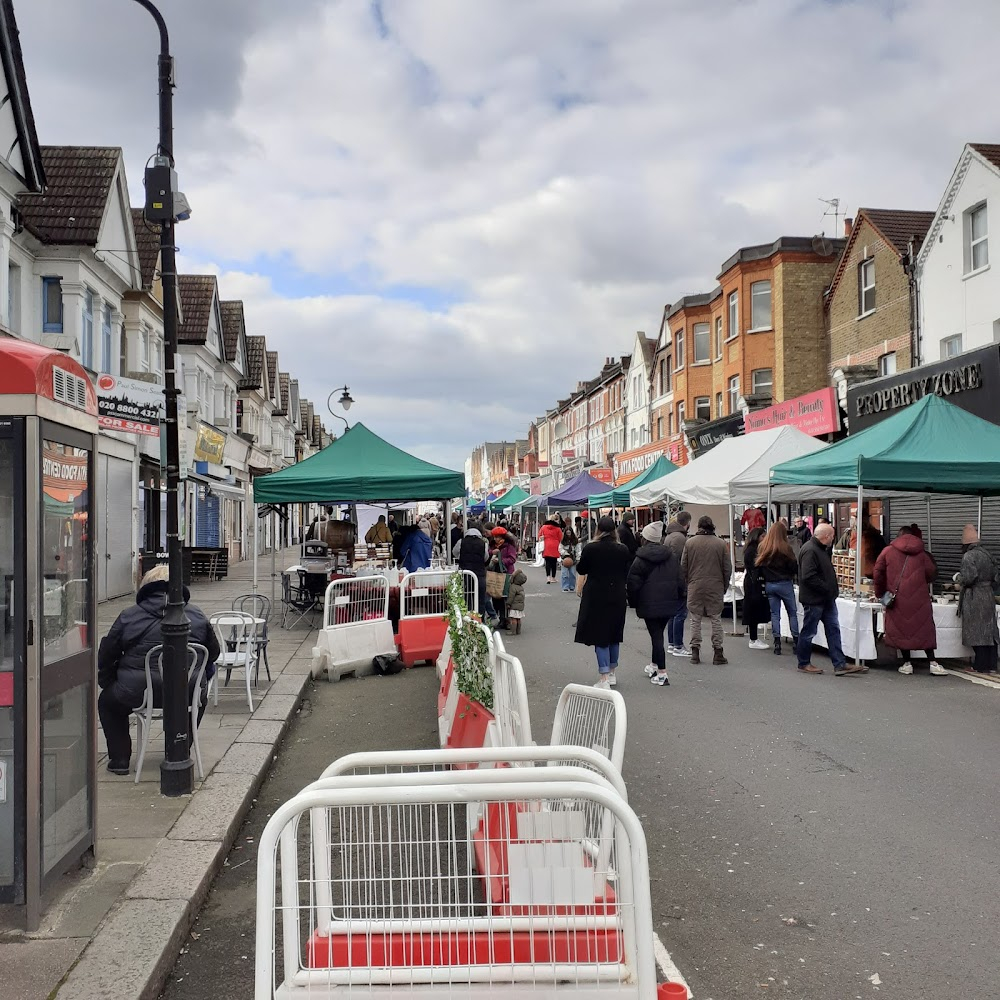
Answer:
[0,339,99,927]
[687,412,745,460]
[611,441,667,486]
[744,387,842,438]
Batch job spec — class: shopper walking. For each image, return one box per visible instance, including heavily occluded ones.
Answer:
[680,515,732,665]
[756,520,800,655]
[797,523,864,676]
[956,524,999,673]
[618,512,639,562]
[627,521,684,686]
[575,515,631,689]
[664,510,692,655]
[873,526,944,675]
[457,522,499,626]
[559,527,582,592]
[538,516,563,585]
[741,526,771,650]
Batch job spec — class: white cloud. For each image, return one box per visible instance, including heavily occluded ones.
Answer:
[17,0,1000,467]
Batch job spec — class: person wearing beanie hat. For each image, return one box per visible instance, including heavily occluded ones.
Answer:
[956,524,999,672]
[575,515,631,689]
[618,511,639,562]
[680,515,732,664]
[627,521,683,686]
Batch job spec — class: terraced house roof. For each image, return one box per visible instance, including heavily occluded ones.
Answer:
[266,351,280,405]
[130,208,160,289]
[244,335,266,390]
[219,300,245,365]
[177,275,216,344]
[278,373,290,416]
[19,146,119,244]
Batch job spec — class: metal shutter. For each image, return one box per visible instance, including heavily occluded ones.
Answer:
[195,491,221,548]
[96,454,135,601]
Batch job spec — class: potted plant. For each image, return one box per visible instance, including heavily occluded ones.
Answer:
[444,573,494,753]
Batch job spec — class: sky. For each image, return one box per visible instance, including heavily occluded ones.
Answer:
[14,0,1000,471]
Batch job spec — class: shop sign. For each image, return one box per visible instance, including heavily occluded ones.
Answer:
[589,467,614,484]
[561,449,575,459]
[42,445,87,503]
[847,345,1000,432]
[193,422,226,464]
[96,373,163,436]
[612,445,666,484]
[669,442,684,463]
[688,413,745,457]
[744,387,841,437]
[529,479,543,495]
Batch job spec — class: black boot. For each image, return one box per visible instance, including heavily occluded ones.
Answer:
[690,646,700,664]
[713,648,728,665]
[773,636,782,655]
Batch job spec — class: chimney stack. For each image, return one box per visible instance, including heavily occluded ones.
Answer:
[844,217,854,238]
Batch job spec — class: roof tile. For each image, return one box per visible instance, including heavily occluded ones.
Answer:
[19,146,119,244]
[130,208,160,289]
[861,208,935,256]
[219,300,244,367]
[971,143,1000,172]
[243,335,266,390]
[177,275,216,344]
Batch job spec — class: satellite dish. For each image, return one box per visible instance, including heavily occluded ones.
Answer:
[812,235,835,257]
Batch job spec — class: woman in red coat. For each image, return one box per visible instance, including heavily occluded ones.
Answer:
[873,526,945,676]
[538,518,564,585]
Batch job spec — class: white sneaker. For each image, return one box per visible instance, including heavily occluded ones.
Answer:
[666,645,677,656]
[643,663,658,677]
[593,677,612,690]
[929,661,948,676]
[608,671,617,687]
[748,639,769,650]
[898,662,913,675]
[672,645,692,657]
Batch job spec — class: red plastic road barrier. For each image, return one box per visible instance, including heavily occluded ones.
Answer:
[396,615,448,668]
[306,928,623,968]
[437,657,454,716]
[658,983,689,999]
[445,698,494,760]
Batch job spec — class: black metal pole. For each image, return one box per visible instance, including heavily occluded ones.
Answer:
[133,0,192,795]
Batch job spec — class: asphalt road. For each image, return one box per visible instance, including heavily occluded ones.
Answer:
[163,563,1000,1000]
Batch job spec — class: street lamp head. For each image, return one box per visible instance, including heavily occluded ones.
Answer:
[339,389,354,411]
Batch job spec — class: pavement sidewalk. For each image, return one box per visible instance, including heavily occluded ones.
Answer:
[0,546,318,1000]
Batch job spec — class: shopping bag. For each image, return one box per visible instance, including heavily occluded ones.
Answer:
[486,570,511,599]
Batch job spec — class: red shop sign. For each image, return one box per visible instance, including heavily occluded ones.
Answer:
[743,387,841,437]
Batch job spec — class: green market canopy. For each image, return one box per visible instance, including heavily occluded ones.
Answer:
[769,393,1000,496]
[252,422,465,504]
[587,455,678,508]
[490,486,529,510]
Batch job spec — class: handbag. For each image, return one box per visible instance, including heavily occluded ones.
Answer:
[879,555,909,608]
[486,570,511,599]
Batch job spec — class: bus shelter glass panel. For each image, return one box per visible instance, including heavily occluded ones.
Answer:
[40,437,92,876]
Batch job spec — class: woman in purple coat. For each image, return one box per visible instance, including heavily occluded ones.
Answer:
[873,525,945,676]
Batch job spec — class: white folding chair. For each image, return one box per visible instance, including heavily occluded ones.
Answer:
[131,642,210,783]
[209,611,258,712]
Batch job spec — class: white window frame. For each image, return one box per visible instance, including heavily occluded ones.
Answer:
[694,396,710,421]
[674,331,684,369]
[677,401,685,428]
[692,322,711,364]
[715,316,723,359]
[727,291,739,341]
[940,334,962,360]
[878,352,896,376]
[715,391,723,418]
[748,280,772,332]
[727,375,740,415]
[966,202,989,274]
[751,368,773,396]
[81,289,94,369]
[858,258,876,316]
[138,324,150,372]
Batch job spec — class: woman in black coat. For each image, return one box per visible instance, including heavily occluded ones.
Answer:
[97,565,220,775]
[627,521,684,687]
[741,526,771,651]
[575,515,632,689]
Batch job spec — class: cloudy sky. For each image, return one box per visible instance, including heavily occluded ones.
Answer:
[15,0,1000,470]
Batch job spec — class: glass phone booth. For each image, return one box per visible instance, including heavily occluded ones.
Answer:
[0,339,98,928]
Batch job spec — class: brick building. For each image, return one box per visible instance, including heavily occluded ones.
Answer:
[827,209,933,385]
[656,236,847,463]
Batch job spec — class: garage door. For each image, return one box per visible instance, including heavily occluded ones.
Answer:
[97,454,134,601]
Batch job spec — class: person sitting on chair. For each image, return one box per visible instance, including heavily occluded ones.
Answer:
[97,565,220,776]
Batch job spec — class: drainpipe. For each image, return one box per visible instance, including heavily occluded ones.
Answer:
[905,237,920,367]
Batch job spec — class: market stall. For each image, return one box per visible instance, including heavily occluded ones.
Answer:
[587,454,678,511]
[769,394,1000,664]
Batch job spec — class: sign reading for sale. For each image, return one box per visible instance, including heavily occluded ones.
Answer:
[96,373,164,436]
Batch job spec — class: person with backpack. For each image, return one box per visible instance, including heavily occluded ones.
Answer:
[627,521,684,687]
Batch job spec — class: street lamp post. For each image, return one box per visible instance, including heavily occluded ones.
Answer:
[326,385,354,435]
[132,0,191,796]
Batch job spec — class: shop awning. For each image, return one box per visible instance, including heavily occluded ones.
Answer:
[207,481,247,502]
[770,393,1000,496]
[251,422,465,504]
[630,425,829,506]
[588,455,678,508]
[490,486,529,510]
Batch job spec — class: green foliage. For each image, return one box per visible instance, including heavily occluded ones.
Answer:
[446,573,493,710]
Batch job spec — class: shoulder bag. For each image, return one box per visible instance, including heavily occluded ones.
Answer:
[879,555,909,608]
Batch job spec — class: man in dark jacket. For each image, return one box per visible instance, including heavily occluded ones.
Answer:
[456,524,499,626]
[796,524,863,676]
[618,512,639,560]
[663,511,692,656]
[790,516,812,547]
[97,565,221,774]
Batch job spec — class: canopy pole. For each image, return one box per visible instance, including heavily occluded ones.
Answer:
[729,502,739,635]
[766,484,773,525]
[444,499,452,565]
[978,495,983,535]
[855,484,863,669]
[270,507,276,606]
[253,503,258,594]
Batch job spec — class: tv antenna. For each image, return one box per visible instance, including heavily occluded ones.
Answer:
[819,197,844,236]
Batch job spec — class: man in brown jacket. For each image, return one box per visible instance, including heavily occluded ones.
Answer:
[663,511,692,655]
[680,515,732,664]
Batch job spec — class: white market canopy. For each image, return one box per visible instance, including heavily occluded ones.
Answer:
[629,425,831,506]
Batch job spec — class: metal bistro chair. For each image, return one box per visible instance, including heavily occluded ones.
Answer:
[208,611,258,712]
[233,593,272,683]
[131,642,210,783]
